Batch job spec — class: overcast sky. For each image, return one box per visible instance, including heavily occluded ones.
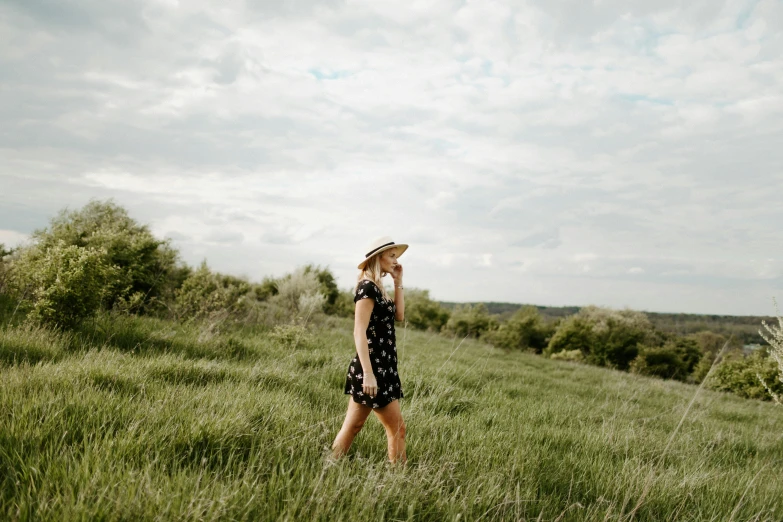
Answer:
[1,0,782,316]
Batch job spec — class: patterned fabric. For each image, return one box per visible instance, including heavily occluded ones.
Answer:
[344,279,403,409]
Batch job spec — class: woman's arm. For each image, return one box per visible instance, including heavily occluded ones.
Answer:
[392,265,404,321]
[353,298,377,396]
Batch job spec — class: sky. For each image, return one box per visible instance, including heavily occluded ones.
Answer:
[1,0,782,316]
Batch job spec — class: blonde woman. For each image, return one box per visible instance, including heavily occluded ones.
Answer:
[331,236,408,464]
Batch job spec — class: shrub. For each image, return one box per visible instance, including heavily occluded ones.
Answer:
[330,289,357,318]
[174,261,251,321]
[545,306,657,370]
[268,267,326,322]
[485,306,553,353]
[630,345,687,380]
[30,199,180,312]
[691,351,715,384]
[7,241,115,329]
[445,303,496,338]
[544,315,594,355]
[302,265,340,314]
[629,338,701,382]
[252,277,279,301]
[404,288,450,331]
[707,348,783,401]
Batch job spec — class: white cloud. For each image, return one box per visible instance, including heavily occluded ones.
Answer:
[0,230,29,248]
[0,0,781,314]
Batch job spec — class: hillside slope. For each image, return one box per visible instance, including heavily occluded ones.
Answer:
[1,315,781,521]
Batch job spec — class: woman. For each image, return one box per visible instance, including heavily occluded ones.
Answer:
[331,236,408,464]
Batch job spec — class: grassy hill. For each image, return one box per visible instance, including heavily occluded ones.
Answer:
[1,315,782,521]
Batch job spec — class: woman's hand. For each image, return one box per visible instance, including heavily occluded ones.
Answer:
[362,373,378,398]
[391,263,404,284]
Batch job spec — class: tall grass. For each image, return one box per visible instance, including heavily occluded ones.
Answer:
[0,314,781,521]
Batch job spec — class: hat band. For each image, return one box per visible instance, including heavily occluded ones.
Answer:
[365,242,395,259]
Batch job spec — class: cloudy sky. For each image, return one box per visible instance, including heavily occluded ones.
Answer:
[1,0,782,316]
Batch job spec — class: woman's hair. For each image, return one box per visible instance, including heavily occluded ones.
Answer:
[355,253,390,301]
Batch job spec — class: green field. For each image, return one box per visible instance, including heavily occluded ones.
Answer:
[1,314,781,521]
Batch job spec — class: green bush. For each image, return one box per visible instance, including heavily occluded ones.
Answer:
[7,241,115,329]
[404,288,450,331]
[544,315,593,355]
[485,306,553,353]
[684,332,740,384]
[629,338,702,381]
[445,303,496,338]
[691,351,716,384]
[249,276,279,302]
[545,306,657,370]
[30,200,180,313]
[174,261,251,322]
[707,348,783,401]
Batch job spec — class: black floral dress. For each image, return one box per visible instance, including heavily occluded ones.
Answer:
[344,279,404,409]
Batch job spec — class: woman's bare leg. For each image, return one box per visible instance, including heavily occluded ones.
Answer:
[373,400,407,464]
[331,398,373,459]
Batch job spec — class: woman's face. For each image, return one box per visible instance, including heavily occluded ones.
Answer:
[378,248,399,274]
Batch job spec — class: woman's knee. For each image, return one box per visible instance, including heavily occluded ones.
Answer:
[348,418,367,435]
[387,420,405,439]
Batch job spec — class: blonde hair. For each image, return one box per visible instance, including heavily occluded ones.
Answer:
[355,254,390,301]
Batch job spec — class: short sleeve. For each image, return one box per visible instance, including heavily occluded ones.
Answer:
[354,280,379,303]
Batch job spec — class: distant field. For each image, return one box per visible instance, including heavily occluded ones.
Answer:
[1,314,782,521]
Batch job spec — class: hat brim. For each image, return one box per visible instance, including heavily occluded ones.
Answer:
[357,243,408,269]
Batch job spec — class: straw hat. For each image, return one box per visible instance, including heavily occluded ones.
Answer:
[357,236,408,269]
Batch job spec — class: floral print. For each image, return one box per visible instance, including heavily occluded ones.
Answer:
[344,279,403,409]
